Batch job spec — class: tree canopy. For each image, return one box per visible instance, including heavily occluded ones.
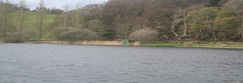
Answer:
[2,0,243,43]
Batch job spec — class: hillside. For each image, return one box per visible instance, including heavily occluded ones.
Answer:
[10,12,57,38]
[51,0,243,43]
[1,0,243,43]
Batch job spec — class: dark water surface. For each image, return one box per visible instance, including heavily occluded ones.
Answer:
[0,44,243,83]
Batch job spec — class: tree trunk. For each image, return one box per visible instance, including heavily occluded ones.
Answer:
[208,24,217,40]
[240,10,243,40]
[64,12,66,27]
[0,0,1,20]
[241,23,243,39]
[39,24,42,40]
[171,10,183,37]
[200,28,203,38]
[37,0,45,41]
[207,14,217,40]
[19,4,25,41]
[183,11,187,36]
[171,25,178,37]
[125,26,128,39]
[76,11,79,25]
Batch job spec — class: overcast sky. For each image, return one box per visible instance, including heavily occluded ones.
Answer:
[8,0,108,10]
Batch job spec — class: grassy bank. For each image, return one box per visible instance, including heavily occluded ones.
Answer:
[10,11,57,38]
[141,42,243,49]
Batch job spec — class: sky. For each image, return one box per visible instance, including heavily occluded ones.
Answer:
[8,0,108,10]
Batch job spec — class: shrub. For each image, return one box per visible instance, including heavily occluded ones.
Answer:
[129,28,159,43]
[5,28,38,43]
[159,34,168,41]
[52,26,98,41]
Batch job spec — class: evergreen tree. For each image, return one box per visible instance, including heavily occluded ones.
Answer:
[208,0,221,7]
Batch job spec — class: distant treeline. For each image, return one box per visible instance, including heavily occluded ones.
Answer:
[51,0,243,43]
[1,0,243,43]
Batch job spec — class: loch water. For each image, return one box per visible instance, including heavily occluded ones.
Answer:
[0,44,243,83]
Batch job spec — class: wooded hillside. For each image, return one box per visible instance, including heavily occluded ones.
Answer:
[1,0,243,43]
[52,0,243,43]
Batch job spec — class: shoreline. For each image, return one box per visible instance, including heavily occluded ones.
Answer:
[24,40,142,46]
[1,40,243,49]
[139,45,243,50]
[141,42,243,49]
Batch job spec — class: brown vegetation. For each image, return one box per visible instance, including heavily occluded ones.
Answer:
[5,28,38,43]
[129,28,159,43]
[52,26,98,41]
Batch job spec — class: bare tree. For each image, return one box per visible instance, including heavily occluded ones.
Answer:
[225,0,243,40]
[206,12,217,40]
[171,9,190,37]
[185,4,205,37]
[63,4,69,27]
[0,0,2,20]
[88,19,107,39]
[1,0,11,38]
[37,0,46,40]
[18,0,26,33]
[75,3,80,25]
[0,0,2,39]
[116,23,132,39]
[182,10,187,36]
[171,10,184,37]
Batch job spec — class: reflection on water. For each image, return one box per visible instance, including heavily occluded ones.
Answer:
[0,44,243,83]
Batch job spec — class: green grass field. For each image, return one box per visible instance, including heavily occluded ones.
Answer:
[10,11,57,38]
